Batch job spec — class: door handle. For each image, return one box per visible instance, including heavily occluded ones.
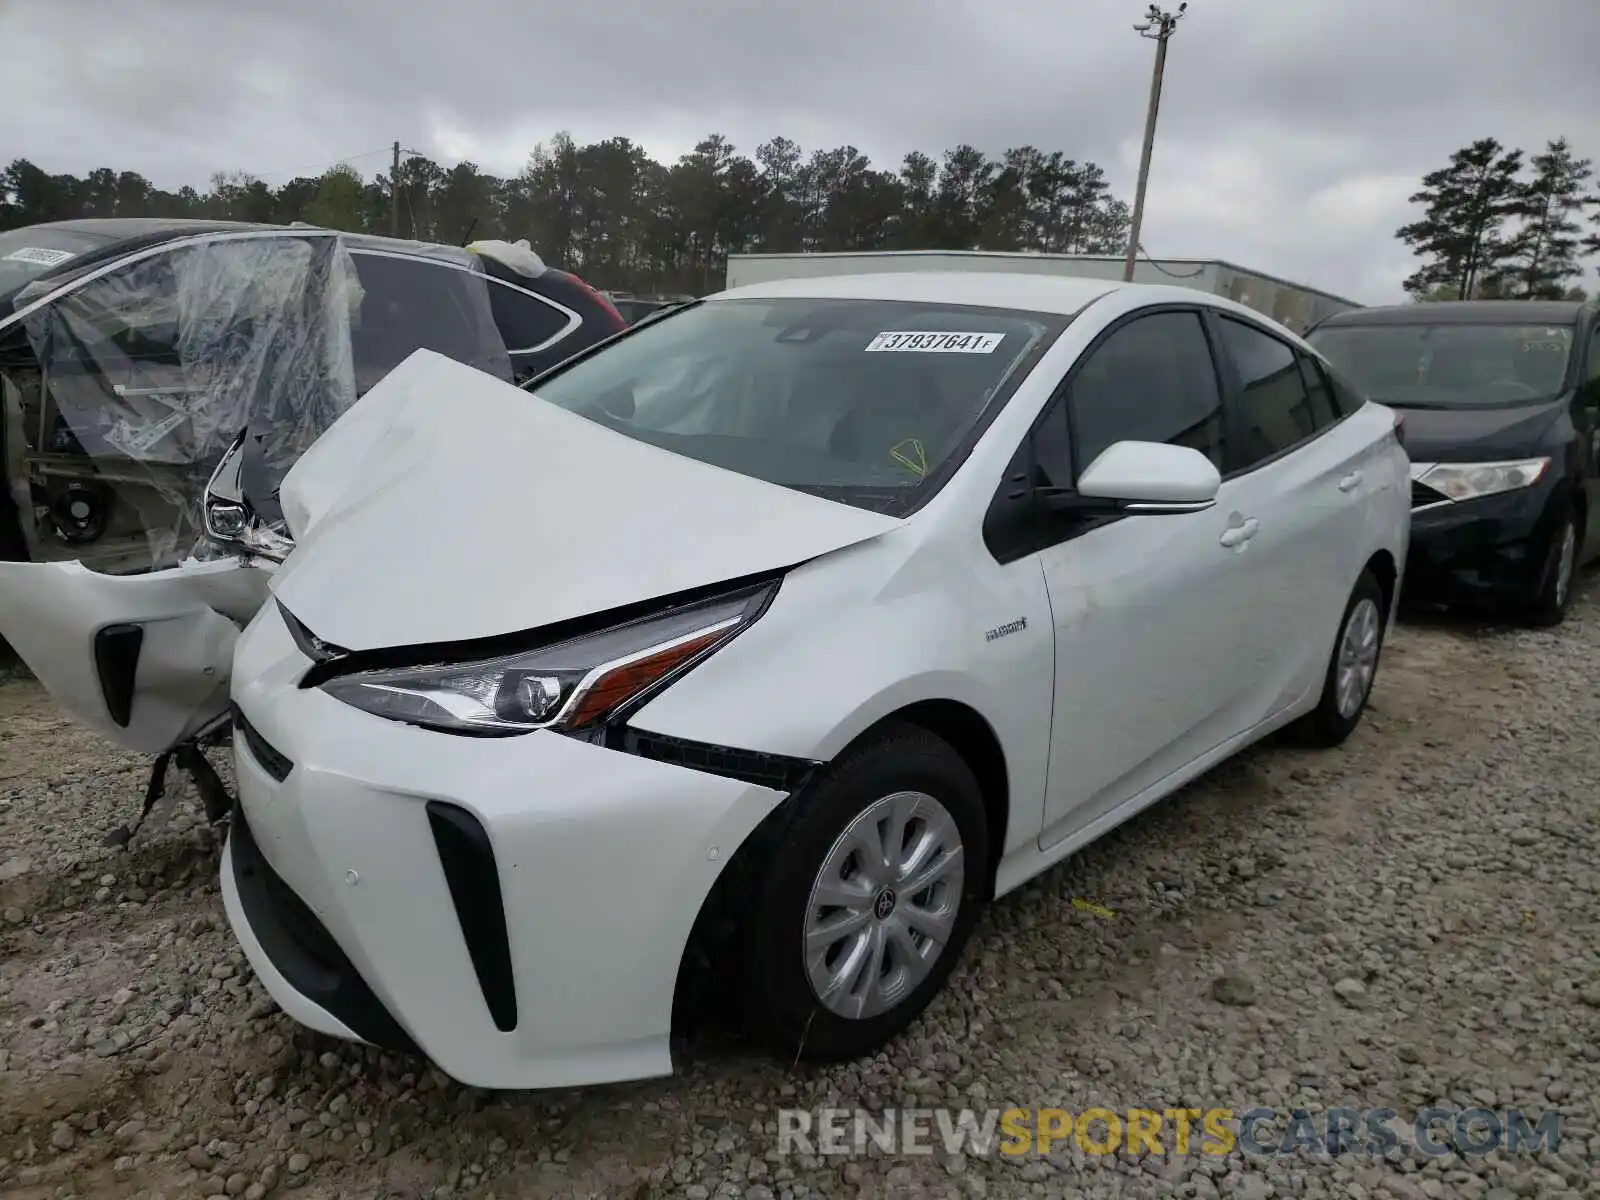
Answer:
[1338,471,1363,492]
[1219,517,1259,548]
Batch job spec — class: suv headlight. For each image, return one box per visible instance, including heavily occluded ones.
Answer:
[319,582,776,735]
[202,433,295,562]
[1416,458,1550,502]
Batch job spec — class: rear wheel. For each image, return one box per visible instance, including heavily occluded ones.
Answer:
[1293,568,1386,748]
[1523,506,1580,627]
[738,724,987,1062]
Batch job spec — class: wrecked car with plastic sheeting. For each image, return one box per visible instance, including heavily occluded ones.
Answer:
[0,222,624,838]
[0,221,622,575]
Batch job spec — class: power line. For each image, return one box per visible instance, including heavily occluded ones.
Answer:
[255,145,393,183]
[1133,244,1206,278]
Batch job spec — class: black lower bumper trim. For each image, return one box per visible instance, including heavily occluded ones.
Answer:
[231,703,294,782]
[617,727,820,792]
[229,804,419,1055]
[425,802,518,1033]
[93,623,143,728]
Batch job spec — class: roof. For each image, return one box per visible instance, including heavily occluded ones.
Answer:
[20,217,279,242]
[13,219,486,260]
[725,249,1363,309]
[713,270,1121,315]
[1316,300,1588,327]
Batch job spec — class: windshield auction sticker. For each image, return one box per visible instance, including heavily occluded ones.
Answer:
[3,247,77,267]
[866,331,1004,353]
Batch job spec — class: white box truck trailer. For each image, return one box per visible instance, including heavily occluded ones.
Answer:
[723,250,1361,334]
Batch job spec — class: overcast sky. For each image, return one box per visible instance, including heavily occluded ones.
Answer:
[6,0,1599,304]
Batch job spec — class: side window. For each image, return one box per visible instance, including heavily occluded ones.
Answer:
[1216,316,1328,469]
[1323,363,1368,417]
[348,253,512,391]
[484,279,571,353]
[1030,397,1072,489]
[1067,311,1225,475]
[1295,351,1340,428]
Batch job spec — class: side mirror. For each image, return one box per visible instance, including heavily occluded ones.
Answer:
[1060,440,1221,514]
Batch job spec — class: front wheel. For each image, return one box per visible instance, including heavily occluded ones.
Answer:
[1293,568,1387,748]
[738,723,988,1062]
[1523,507,1580,627]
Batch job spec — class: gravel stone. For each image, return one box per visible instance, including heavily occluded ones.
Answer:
[1333,977,1370,1007]
[1211,969,1259,1007]
[3,591,1599,1196]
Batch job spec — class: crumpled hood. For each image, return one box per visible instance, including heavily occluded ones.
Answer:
[268,350,901,650]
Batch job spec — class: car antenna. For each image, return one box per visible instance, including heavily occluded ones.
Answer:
[460,218,478,247]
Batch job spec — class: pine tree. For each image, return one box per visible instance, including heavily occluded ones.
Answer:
[1494,138,1595,299]
[1397,139,1525,300]
[1584,191,1600,278]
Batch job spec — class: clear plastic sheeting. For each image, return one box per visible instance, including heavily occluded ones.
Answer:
[2,229,513,574]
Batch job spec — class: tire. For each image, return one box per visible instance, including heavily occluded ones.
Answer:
[738,723,988,1062]
[0,476,26,562]
[0,458,27,670]
[1294,568,1387,748]
[1523,505,1580,628]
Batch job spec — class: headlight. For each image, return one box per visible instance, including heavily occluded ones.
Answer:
[319,582,775,735]
[1417,458,1550,502]
[202,434,295,562]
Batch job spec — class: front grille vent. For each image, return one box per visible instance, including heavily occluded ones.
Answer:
[231,703,294,781]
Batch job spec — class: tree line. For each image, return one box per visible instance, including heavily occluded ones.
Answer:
[0,134,1134,296]
[1399,136,1600,302]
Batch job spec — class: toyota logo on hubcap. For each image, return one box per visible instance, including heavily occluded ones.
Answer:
[873,887,898,920]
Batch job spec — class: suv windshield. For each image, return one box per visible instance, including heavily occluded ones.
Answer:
[527,296,1065,514]
[1307,321,1575,408]
[0,227,107,298]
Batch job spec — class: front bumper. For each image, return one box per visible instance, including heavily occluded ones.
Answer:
[1403,482,1554,607]
[221,603,788,1090]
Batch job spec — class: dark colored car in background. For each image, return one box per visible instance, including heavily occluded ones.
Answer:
[0,219,625,576]
[1306,300,1600,625]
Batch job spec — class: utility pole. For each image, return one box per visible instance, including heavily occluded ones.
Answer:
[391,140,401,238]
[1122,2,1187,282]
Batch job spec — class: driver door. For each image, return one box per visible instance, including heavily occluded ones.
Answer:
[1035,308,1263,848]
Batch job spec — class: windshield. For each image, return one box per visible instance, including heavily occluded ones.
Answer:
[1307,321,1575,409]
[527,297,1064,514]
[0,227,107,296]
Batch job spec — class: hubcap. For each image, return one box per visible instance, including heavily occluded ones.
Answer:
[804,790,964,1020]
[1335,597,1381,719]
[1554,521,1577,609]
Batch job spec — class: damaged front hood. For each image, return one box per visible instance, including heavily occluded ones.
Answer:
[269,350,902,650]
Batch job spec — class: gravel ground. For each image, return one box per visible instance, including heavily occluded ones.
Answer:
[2,578,1598,1200]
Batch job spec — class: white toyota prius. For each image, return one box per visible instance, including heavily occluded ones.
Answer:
[0,272,1410,1090]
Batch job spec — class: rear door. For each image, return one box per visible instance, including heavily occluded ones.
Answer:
[346,250,513,395]
[472,258,592,382]
[1207,309,1387,721]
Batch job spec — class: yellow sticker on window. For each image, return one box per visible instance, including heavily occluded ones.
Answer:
[890,438,928,476]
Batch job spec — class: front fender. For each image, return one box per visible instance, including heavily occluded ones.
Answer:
[625,539,1056,860]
